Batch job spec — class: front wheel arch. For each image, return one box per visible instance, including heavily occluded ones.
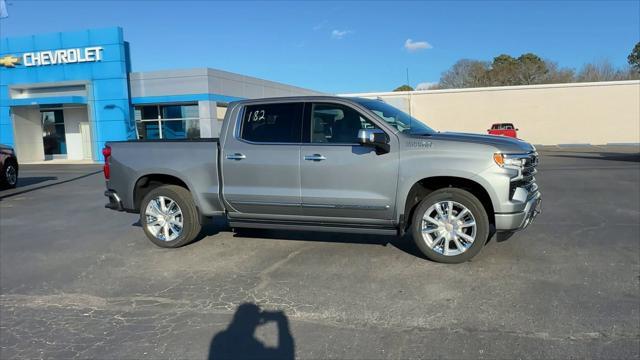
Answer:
[402,176,495,233]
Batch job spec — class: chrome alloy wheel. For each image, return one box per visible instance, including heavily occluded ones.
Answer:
[421,201,477,256]
[5,164,17,186]
[145,196,183,242]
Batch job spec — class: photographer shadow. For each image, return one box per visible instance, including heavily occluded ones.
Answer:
[208,303,295,360]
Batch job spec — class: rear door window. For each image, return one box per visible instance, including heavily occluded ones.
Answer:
[240,103,303,143]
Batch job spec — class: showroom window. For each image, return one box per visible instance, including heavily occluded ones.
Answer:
[134,104,200,139]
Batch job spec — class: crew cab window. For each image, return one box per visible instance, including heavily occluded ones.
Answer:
[240,103,303,143]
[309,103,378,144]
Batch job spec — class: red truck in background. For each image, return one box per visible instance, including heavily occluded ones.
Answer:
[488,123,518,138]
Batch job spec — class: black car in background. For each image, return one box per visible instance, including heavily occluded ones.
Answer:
[0,144,18,189]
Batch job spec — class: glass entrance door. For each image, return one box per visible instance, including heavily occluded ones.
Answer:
[41,110,67,158]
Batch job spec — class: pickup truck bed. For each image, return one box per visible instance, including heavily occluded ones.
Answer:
[105,139,224,216]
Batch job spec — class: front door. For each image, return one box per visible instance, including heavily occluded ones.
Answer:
[41,110,67,159]
[300,102,399,222]
[222,102,304,218]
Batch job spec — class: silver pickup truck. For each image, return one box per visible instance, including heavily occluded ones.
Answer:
[104,96,541,263]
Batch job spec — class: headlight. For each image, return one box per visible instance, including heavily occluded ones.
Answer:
[493,153,525,168]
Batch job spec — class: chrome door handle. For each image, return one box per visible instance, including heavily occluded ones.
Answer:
[226,153,246,160]
[304,154,326,161]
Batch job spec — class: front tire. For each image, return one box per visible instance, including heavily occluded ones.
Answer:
[140,185,201,248]
[411,188,489,263]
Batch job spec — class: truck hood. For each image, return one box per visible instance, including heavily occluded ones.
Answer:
[427,132,535,153]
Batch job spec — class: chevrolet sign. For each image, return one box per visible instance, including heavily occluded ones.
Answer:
[19,46,104,67]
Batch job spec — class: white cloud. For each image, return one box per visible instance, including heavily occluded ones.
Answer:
[331,29,352,39]
[416,82,436,90]
[404,39,432,52]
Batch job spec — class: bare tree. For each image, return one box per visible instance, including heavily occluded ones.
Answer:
[542,61,575,84]
[623,66,640,80]
[437,59,490,89]
[576,60,620,82]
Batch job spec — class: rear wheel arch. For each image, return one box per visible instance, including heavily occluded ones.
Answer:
[402,176,495,231]
[133,174,192,211]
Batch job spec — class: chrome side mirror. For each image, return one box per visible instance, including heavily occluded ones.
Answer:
[358,128,390,154]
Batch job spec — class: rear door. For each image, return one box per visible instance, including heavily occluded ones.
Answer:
[221,102,303,217]
[299,101,399,223]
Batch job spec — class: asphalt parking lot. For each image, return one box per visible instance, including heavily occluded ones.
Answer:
[1,145,638,359]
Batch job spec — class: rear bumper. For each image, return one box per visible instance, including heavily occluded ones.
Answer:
[104,190,124,211]
[495,192,542,231]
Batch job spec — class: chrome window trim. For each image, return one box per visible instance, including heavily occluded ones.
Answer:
[231,100,393,147]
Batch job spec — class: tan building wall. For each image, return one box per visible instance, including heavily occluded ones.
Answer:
[342,80,640,145]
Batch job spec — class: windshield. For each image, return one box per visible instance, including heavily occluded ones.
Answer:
[353,98,436,135]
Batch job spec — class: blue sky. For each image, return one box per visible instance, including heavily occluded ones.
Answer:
[1,1,638,93]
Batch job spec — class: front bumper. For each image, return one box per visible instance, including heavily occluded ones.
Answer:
[495,192,542,231]
[104,190,124,211]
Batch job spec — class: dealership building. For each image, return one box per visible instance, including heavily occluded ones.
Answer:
[0,27,319,162]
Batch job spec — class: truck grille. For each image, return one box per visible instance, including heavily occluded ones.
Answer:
[510,152,539,199]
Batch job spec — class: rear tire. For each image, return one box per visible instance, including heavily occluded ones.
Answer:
[140,185,201,248]
[411,188,489,263]
[0,160,18,189]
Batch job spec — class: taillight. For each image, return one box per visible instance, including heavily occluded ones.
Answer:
[102,145,111,179]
